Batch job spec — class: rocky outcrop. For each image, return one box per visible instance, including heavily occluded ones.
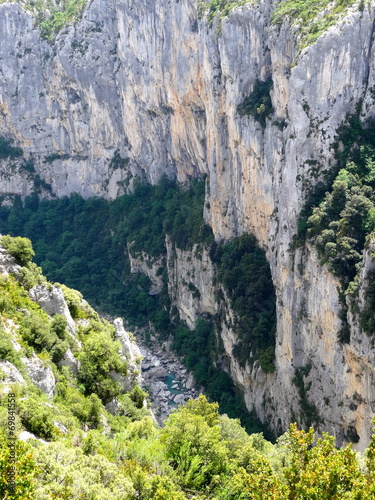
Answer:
[113,318,142,390]
[57,348,80,374]
[2,0,375,447]
[0,360,26,391]
[128,249,164,295]
[0,243,21,276]
[21,354,56,397]
[166,237,217,328]
[29,284,76,335]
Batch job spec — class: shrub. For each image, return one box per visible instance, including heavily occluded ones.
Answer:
[20,312,54,351]
[50,314,68,340]
[19,262,44,290]
[129,385,147,409]
[0,429,38,499]
[78,331,127,402]
[0,136,23,160]
[0,235,35,266]
[18,398,57,439]
[237,79,273,128]
[0,331,22,370]
[59,285,85,319]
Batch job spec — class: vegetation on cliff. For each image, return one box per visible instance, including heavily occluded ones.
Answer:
[272,0,360,49]
[0,0,88,40]
[237,78,274,128]
[0,177,276,433]
[293,114,375,340]
[197,0,248,32]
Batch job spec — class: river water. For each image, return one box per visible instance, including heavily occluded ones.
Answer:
[136,335,198,422]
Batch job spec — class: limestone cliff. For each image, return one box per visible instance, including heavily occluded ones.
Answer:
[1,0,375,448]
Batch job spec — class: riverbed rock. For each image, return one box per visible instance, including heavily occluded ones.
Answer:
[174,394,186,405]
[185,373,195,390]
[147,367,168,380]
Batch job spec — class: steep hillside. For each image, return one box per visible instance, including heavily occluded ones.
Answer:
[1,0,375,449]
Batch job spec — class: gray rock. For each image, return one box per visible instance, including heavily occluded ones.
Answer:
[114,318,142,388]
[0,360,26,388]
[185,373,195,390]
[57,348,80,375]
[173,394,186,405]
[105,398,121,414]
[54,421,68,434]
[0,244,21,276]
[147,367,167,380]
[18,430,47,444]
[21,355,55,398]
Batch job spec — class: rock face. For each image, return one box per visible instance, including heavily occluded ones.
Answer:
[2,0,375,447]
[0,242,21,276]
[166,237,217,329]
[128,249,164,295]
[0,360,26,391]
[29,284,76,335]
[21,355,56,398]
[113,318,142,390]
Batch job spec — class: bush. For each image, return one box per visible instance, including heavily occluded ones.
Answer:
[34,0,88,41]
[0,136,23,160]
[0,429,38,499]
[0,331,22,370]
[59,285,85,319]
[19,262,44,290]
[0,235,35,266]
[237,79,273,128]
[50,314,68,340]
[129,385,147,409]
[18,398,57,440]
[20,312,55,351]
[78,331,127,402]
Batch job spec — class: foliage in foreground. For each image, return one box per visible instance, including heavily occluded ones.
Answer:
[1,395,375,499]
